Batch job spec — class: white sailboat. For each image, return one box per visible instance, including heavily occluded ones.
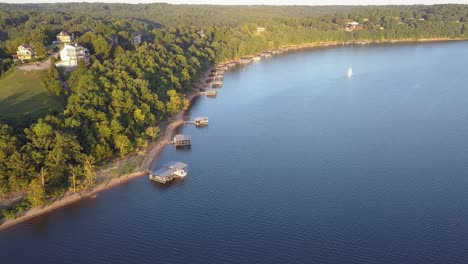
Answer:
[347,67,353,78]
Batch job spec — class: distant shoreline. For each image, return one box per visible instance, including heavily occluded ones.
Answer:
[281,37,468,51]
[1,37,467,231]
[222,37,468,64]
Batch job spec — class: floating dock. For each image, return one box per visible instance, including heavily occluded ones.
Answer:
[212,80,223,88]
[194,117,208,126]
[226,62,236,68]
[239,58,252,64]
[205,90,217,97]
[271,49,283,55]
[149,161,188,184]
[174,134,191,147]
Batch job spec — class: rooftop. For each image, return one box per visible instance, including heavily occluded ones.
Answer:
[174,134,191,141]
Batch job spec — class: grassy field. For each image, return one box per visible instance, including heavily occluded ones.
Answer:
[0,70,64,126]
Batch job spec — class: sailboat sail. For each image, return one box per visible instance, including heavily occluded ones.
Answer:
[347,67,353,78]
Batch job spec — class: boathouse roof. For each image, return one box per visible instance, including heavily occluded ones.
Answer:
[174,134,191,141]
[151,161,188,177]
[167,161,188,170]
[151,167,175,177]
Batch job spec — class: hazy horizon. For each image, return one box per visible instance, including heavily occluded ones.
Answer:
[1,0,468,5]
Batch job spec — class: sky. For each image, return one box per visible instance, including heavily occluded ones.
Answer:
[0,0,467,4]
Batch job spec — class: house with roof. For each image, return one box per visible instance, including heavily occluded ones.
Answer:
[56,43,90,67]
[132,32,142,46]
[197,29,205,38]
[56,31,75,43]
[346,21,364,32]
[15,44,35,61]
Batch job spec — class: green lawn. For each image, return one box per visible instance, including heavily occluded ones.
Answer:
[0,70,64,122]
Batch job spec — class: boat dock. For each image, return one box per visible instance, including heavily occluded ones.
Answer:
[205,90,217,97]
[212,80,223,88]
[184,116,208,127]
[239,58,252,64]
[194,117,208,126]
[173,134,191,147]
[149,161,188,184]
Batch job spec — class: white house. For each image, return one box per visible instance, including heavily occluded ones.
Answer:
[15,44,35,61]
[57,43,90,67]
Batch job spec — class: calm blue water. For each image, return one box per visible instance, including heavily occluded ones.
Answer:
[2,42,468,264]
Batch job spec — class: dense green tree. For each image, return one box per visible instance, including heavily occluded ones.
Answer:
[27,179,46,207]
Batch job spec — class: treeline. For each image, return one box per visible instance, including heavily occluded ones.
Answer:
[0,3,467,213]
[0,24,213,207]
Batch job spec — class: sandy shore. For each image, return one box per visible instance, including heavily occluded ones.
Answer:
[0,71,209,231]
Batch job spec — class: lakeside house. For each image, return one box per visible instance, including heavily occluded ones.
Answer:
[346,21,364,32]
[132,32,142,45]
[56,43,90,67]
[56,31,75,43]
[15,44,35,61]
[197,29,205,38]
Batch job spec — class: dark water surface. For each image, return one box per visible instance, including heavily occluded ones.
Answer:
[2,42,468,264]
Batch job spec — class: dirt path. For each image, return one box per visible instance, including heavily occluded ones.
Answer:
[17,52,58,71]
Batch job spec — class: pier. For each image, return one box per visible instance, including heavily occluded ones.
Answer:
[212,80,223,88]
[173,134,191,147]
[239,58,252,64]
[205,90,217,97]
[194,117,208,126]
[149,161,188,184]
[260,52,272,58]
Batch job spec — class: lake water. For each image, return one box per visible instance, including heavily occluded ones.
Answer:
[2,42,468,264]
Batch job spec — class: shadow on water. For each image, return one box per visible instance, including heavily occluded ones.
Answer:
[175,145,192,151]
[149,178,187,190]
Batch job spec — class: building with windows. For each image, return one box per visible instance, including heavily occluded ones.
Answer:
[56,31,75,43]
[57,43,90,67]
[15,44,35,61]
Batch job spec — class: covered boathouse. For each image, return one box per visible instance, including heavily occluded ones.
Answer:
[149,161,188,184]
[174,134,191,147]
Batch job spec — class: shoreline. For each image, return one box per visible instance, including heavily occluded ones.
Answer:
[1,36,467,231]
[222,37,467,64]
[280,37,468,51]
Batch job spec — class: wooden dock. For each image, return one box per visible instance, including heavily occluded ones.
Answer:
[149,161,188,184]
[174,134,191,147]
[212,80,223,88]
[206,90,217,97]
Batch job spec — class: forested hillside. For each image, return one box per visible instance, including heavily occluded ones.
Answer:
[0,3,467,218]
